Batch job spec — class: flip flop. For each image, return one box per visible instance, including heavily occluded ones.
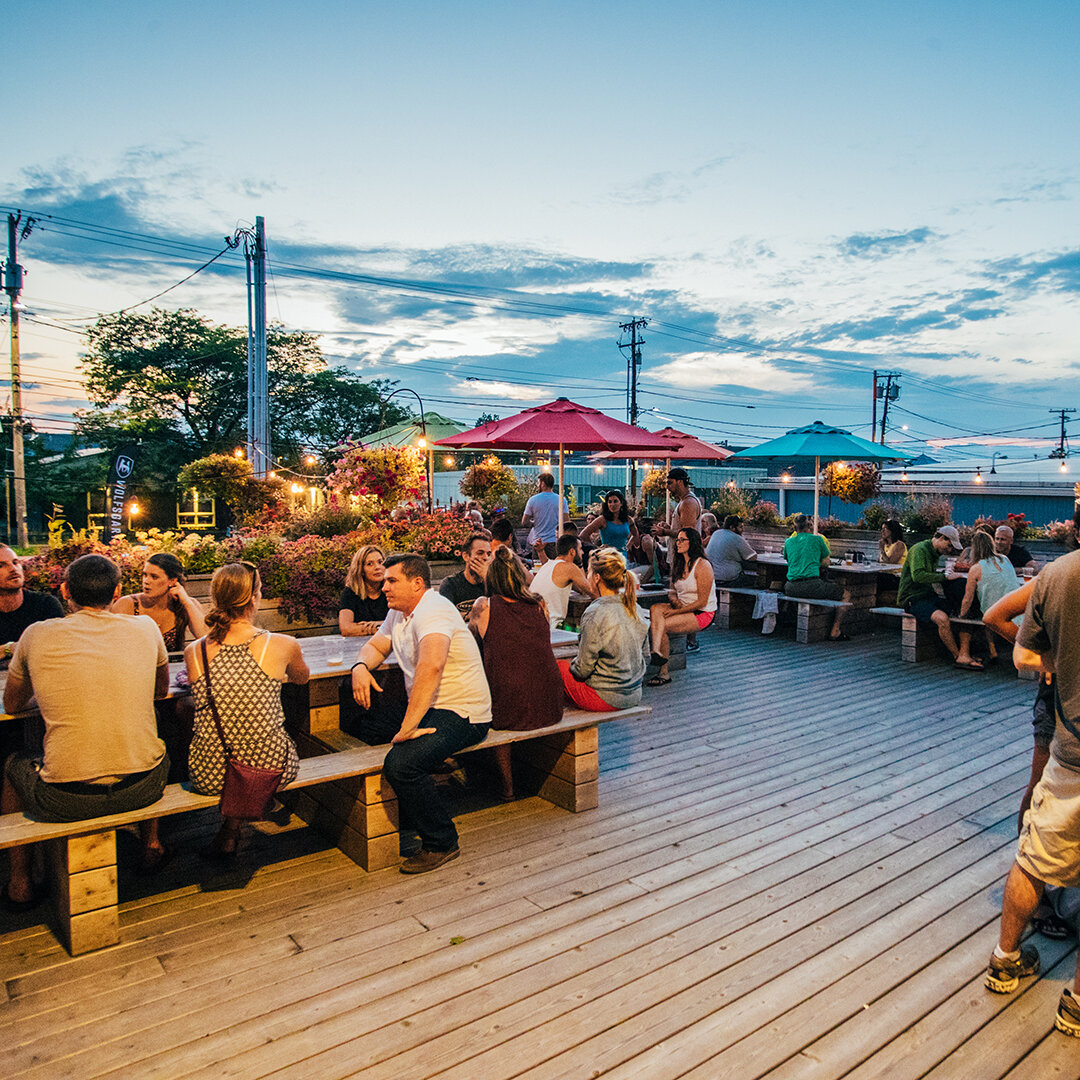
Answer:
[954,659,985,671]
[1033,911,1074,940]
[646,674,672,687]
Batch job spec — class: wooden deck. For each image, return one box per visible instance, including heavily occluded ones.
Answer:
[2,628,1077,1079]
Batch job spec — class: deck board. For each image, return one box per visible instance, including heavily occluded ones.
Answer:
[2,627,1071,1079]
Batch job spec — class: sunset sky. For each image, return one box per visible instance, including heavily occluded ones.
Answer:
[4,0,1078,468]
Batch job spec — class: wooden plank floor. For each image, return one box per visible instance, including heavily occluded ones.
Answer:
[2,627,1075,1079]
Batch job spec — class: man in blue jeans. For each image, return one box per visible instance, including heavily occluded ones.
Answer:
[351,554,492,874]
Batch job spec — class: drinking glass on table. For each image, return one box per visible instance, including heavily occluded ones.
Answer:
[325,638,344,666]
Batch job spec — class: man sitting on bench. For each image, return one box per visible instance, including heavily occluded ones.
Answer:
[351,554,492,875]
[2,555,171,910]
[783,515,850,642]
[897,525,980,670]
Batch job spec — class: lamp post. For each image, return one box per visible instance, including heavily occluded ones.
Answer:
[380,388,433,513]
[990,452,1008,474]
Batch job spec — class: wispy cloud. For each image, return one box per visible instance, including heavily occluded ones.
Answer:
[838,227,940,259]
[648,351,819,394]
[453,379,548,401]
[609,155,734,207]
[985,248,1080,295]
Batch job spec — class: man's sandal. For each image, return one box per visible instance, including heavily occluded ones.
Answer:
[646,674,672,687]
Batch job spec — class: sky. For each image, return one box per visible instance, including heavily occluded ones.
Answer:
[3,0,1079,473]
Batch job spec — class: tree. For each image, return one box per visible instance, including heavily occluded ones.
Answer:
[79,308,408,460]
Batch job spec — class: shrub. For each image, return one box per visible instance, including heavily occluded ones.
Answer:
[21,536,145,598]
[282,504,368,540]
[1043,519,1077,544]
[709,482,756,522]
[858,501,899,531]
[256,535,360,624]
[900,494,953,535]
[328,443,425,510]
[460,458,520,511]
[746,500,780,527]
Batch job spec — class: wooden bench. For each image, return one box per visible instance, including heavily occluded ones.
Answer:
[715,586,851,644]
[0,704,648,955]
[870,606,1036,679]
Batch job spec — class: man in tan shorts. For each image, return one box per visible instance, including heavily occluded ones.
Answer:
[985,533,1080,1037]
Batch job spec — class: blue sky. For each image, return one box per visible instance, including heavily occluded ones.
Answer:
[4,0,1079,468]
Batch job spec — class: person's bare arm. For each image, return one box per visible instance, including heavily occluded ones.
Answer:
[958,566,981,618]
[393,633,450,742]
[110,594,136,615]
[579,518,603,543]
[468,596,490,638]
[351,631,393,708]
[557,561,596,597]
[1014,641,1052,674]
[983,580,1034,645]
[339,608,380,637]
[154,661,170,699]
[284,637,310,684]
[170,584,207,639]
[3,670,33,715]
[692,560,714,611]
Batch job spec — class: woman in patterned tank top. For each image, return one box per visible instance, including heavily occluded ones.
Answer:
[185,562,309,858]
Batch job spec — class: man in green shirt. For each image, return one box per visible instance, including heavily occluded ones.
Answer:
[897,525,979,669]
[782,514,849,641]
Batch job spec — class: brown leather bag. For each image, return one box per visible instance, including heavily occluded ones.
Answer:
[201,639,284,821]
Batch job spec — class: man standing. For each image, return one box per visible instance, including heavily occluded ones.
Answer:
[995,525,1037,573]
[0,546,63,661]
[705,515,758,587]
[652,467,702,539]
[1,555,170,908]
[522,473,568,559]
[985,544,1080,1036]
[351,554,492,874]
[897,525,978,669]
[438,534,492,617]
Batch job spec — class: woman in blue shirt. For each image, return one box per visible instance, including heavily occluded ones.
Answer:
[580,490,639,558]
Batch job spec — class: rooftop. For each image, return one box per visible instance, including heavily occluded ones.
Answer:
[1,630,1069,1078]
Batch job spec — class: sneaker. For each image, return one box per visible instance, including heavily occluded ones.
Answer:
[985,944,1041,993]
[686,636,700,652]
[1055,988,1080,1037]
[400,846,461,875]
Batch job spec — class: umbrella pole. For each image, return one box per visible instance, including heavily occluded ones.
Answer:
[559,443,565,535]
[813,455,820,534]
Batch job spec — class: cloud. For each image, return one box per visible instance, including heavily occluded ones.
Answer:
[648,351,819,394]
[609,155,734,207]
[453,379,548,401]
[985,249,1080,295]
[838,227,940,259]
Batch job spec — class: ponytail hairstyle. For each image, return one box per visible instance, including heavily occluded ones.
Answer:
[589,546,641,621]
[485,546,541,607]
[970,529,998,568]
[205,561,259,643]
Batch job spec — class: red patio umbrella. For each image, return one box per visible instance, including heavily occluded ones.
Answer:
[589,426,734,462]
[435,398,680,532]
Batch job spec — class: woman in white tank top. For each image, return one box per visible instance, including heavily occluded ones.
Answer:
[647,528,715,686]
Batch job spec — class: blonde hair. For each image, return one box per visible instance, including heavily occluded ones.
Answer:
[205,562,259,643]
[970,529,1002,569]
[345,545,385,600]
[589,546,642,621]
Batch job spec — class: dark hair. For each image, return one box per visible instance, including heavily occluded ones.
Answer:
[723,515,742,530]
[65,554,121,607]
[602,490,630,523]
[667,467,690,485]
[556,533,580,558]
[561,520,579,535]
[384,552,431,588]
[463,534,490,556]
[485,547,542,608]
[206,561,259,643]
[490,518,515,543]
[882,519,904,543]
[792,513,811,532]
[146,552,185,583]
[538,472,555,489]
[671,528,705,581]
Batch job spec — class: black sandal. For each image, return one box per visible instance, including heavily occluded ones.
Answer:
[646,674,672,687]
[1033,911,1074,940]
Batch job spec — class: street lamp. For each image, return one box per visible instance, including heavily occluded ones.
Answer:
[380,387,433,513]
[990,452,1008,474]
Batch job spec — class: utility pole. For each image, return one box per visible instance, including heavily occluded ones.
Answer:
[871,370,878,442]
[3,213,32,547]
[877,370,901,443]
[1048,407,1076,460]
[619,317,648,502]
[230,218,270,477]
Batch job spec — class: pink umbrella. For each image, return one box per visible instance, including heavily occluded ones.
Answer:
[435,398,680,532]
[589,427,734,462]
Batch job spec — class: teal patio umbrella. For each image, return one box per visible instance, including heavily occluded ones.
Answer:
[728,420,915,533]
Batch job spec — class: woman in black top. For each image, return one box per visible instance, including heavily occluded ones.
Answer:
[339,545,389,636]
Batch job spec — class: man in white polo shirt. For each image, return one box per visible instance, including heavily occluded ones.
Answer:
[351,553,492,874]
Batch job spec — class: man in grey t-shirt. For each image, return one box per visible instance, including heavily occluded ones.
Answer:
[984,542,1080,1034]
[705,515,758,586]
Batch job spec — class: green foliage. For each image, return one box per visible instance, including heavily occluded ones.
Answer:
[900,494,953,534]
[459,459,520,510]
[282,504,369,540]
[745,500,780,527]
[857,501,900,530]
[328,443,425,510]
[709,482,756,521]
[821,462,882,505]
[177,454,253,503]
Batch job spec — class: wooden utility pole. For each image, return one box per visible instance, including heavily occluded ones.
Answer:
[3,214,29,546]
[234,217,270,477]
[619,316,648,501]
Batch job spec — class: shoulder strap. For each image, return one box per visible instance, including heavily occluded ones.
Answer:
[131,595,140,615]
[253,629,272,665]
[200,638,234,758]
[1053,677,1080,744]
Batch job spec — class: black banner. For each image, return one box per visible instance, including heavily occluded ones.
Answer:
[104,444,138,542]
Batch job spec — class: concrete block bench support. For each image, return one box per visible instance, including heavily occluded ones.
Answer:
[715,586,850,643]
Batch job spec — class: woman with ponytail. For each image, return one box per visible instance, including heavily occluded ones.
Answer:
[559,547,648,711]
[185,562,309,858]
[112,552,207,650]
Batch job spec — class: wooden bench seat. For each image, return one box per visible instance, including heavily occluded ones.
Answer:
[0,704,649,955]
[871,606,1036,679]
[715,586,851,643]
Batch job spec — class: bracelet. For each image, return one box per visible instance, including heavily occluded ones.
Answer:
[350,661,369,674]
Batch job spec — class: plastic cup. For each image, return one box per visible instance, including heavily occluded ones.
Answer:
[326,639,344,666]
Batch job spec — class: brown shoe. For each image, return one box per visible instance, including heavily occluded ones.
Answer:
[400,846,461,874]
